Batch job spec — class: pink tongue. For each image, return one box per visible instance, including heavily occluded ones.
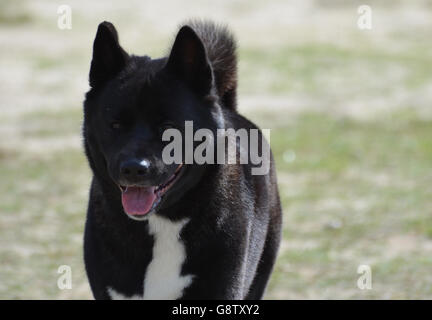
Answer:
[121,186,157,215]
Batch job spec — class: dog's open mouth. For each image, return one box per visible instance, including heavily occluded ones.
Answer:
[119,164,183,217]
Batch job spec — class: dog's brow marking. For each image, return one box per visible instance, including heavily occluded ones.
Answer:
[107,215,193,300]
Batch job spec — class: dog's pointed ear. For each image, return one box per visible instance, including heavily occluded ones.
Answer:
[166,26,213,95]
[89,21,128,88]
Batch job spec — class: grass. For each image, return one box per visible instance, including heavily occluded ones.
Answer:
[1,107,432,299]
[258,111,432,299]
[0,1,32,25]
[239,43,432,96]
[1,0,432,299]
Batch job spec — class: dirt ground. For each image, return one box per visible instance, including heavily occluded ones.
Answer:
[1,0,432,299]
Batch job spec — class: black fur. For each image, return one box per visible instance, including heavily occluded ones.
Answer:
[83,20,282,300]
[184,20,237,110]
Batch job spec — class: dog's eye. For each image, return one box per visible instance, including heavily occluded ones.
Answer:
[111,122,122,130]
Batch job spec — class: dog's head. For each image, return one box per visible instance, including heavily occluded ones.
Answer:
[83,22,223,221]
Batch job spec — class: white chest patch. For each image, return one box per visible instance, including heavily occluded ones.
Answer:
[108,215,193,300]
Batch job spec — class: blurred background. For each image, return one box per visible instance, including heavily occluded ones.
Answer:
[1,0,432,299]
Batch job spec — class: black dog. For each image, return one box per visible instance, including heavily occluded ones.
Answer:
[83,20,282,299]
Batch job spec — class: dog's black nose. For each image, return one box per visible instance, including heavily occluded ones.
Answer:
[120,159,150,182]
